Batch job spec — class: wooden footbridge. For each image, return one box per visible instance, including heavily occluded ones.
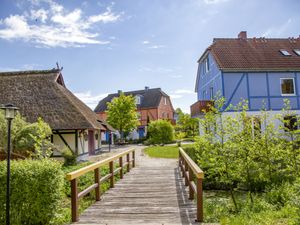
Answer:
[66,147,204,225]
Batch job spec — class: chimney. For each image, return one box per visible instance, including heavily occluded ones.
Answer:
[118,90,122,95]
[145,86,149,91]
[238,31,247,40]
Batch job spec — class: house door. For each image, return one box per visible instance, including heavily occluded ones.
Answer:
[88,130,95,155]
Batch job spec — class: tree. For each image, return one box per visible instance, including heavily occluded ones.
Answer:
[175,108,199,137]
[106,93,140,140]
[0,112,53,158]
[147,119,174,144]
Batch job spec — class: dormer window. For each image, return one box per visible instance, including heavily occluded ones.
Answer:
[205,57,210,73]
[135,96,141,104]
[293,49,300,56]
[280,50,291,56]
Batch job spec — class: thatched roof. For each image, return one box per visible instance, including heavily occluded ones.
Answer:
[0,69,105,130]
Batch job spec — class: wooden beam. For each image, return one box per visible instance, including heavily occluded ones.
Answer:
[54,131,73,152]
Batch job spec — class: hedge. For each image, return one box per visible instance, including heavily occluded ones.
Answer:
[0,159,64,225]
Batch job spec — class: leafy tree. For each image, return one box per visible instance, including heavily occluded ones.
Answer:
[147,119,174,144]
[0,112,53,158]
[106,93,140,140]
[176,108,199,137]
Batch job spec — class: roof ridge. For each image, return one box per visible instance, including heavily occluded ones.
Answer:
[0,69,60,76]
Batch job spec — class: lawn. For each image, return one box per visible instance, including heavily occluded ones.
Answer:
[144,144,194,159]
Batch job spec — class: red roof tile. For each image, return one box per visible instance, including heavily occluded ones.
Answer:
[200,37,300,72]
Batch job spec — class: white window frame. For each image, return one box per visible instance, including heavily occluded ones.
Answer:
[205,57,210,73]
[164,97,167,105]
[280,78,296,96]
[294,49,300,56]
[280,49,291,56]
[135,95,141,104]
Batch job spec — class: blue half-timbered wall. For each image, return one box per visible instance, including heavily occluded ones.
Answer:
[196,53,222,100]
[197,51,300,111]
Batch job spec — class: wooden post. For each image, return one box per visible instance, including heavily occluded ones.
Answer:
[132,151,135,168]
[196,177,203,222]
[119,156,123,179]
[181,158,185,178]
[188,167,194,200]
[94,168,100,201]
[126,153,130,172]
[184,161,189,186]
[71,179,78,222]
[109,161,114,188]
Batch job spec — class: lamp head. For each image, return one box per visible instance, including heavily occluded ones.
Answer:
[0,104,19,119]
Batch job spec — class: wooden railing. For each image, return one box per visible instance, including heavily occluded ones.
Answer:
[66,148,136,222]
[178,147,204,222]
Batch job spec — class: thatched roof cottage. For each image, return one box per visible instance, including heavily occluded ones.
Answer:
[0,69,110,157]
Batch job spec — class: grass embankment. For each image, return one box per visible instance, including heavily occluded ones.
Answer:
[144,144,194,158]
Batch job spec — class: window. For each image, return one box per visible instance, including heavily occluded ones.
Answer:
[209,87,214,100]
[164,97,167,105]
[135,96,141,104]
[202,90,206,99]
[205,57,210,73]
[293,49,300,56]
[280,50,291,56]
[284,115,298,131]
[281,78,295,95]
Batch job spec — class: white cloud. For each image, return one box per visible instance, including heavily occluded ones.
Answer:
[142,40,150,44]
[30,9,48,23]
[0,0,122,47]
[74,91,108,109]
[148,44,165,49]
[203,0,229,4]
[174,89,194,94]
[262,18,292,37]
[170,94,183,99]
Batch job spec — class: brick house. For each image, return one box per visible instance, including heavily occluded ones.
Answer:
[94,87,175,140]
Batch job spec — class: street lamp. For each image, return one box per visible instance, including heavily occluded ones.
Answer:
[0,104,19,225]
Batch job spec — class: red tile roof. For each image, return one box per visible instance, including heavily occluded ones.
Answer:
[199,37,300,72]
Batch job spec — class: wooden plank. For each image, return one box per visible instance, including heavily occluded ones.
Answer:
[66,148,135,180]
[75,147,203,224]
[78,183,99,199]
[179,147,204,178]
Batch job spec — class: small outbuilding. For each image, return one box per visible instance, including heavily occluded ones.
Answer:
[0,68,110,158]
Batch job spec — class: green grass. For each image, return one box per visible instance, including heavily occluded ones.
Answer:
[144,144,194,159]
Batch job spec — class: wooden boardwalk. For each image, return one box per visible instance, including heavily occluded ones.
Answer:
[75,147,199,225]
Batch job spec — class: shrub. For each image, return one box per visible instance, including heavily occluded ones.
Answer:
[61,148,77,166]
[147,119,174,144]
[0,159,64,225]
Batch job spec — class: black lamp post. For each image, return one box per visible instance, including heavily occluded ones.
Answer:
[0,104,18,225]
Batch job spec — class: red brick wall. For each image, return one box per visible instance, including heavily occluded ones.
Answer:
[157,96,174,121]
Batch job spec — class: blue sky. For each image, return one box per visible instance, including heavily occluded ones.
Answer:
[0,0,299,112]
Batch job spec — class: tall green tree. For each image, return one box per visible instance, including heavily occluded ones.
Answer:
[106,93,140,140]
[175,108,199,137]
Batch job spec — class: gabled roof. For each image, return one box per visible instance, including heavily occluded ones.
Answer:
[94,88,171,112]
[198,36,300,72]
[0,69,105,130]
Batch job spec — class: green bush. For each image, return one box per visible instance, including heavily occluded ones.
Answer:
[61,148,77,166]
[0,159,64,225]
[147,119,174,144]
